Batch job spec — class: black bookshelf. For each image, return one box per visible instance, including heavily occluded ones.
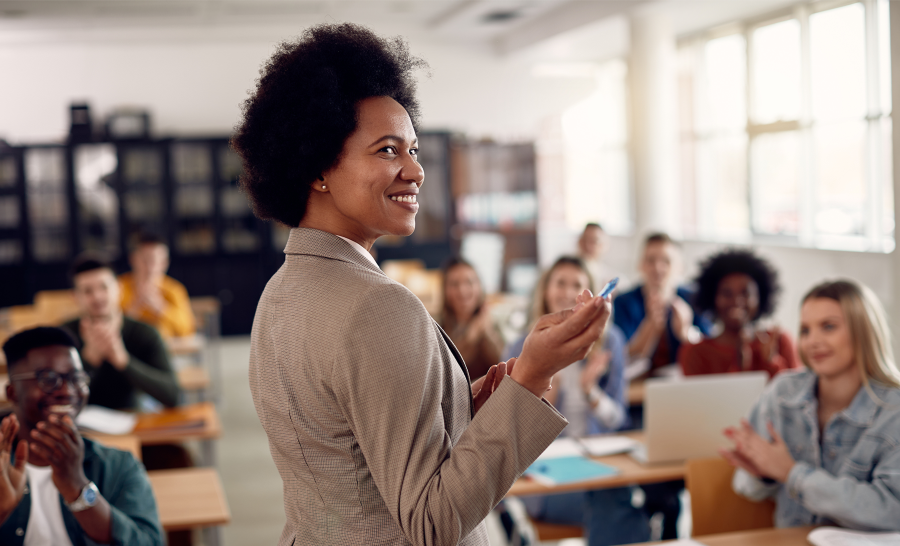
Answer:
[0,132,455,334]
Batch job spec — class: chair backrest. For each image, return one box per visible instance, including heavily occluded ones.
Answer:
[33,290,80,325]
[685,457,775,537]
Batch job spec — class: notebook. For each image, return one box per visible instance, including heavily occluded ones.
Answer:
[524,455,619,486]
[807,527,900,546]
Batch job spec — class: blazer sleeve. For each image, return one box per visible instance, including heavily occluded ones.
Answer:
[332,282,567,546]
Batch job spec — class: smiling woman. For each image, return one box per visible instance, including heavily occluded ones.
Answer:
[233,22,614,546]
[721,280,900,532]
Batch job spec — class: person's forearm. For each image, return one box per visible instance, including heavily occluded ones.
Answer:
[121,356,180,407]
[627,319,663,358]
[589,387,626,430]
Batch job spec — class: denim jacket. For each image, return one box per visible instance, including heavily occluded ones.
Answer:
[732,369,900,531]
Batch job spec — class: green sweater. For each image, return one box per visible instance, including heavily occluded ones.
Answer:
[63,317,180,410]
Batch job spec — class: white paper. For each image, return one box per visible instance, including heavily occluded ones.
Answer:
[75,405,137,435]
[579,435,640,457]
[535,437,585,460]
[808,527,900,546]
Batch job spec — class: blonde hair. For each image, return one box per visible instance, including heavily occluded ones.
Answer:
[529,256,594,329]
[801,280,900,390]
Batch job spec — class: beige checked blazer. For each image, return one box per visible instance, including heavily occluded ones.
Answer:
[249,228,567,546]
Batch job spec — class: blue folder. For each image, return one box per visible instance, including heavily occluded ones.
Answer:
[524,456,620,486]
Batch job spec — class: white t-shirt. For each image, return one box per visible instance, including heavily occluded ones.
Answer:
[24,464,74,546]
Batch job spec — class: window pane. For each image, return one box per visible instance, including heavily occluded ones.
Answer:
[751,19,801,124]
[879,0,892,114]
[751,131,801,235]
[813,121,866,236]
[810,3,866,122]
[702,34,746,132]
[696,134,749,239]
[882,118,894,243]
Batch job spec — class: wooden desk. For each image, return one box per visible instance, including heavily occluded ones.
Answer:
[132,401,221,445]
[628,382,645,405]
[148,468,231,531]
[507,432,684,497]
[177,366,211,391]
[639,526,814,546]
[84,433,142,460]
[166,335,204,356]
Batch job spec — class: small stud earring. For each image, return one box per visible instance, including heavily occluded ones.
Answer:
[321,185,326,190]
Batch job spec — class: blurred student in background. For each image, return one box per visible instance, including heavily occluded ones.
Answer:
[63,255,180,411]
[439,257,504,381]
[723,280,900,531]
[679,249,799,378]
[119,232,195,339]
[505,256,647,546]
[614,233,712,376]
[578,223,627,290]
[612,233,709,540]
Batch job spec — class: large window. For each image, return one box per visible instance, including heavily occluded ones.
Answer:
[679,0,893,252]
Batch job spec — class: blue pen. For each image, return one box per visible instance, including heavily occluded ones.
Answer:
[599,277,619,298]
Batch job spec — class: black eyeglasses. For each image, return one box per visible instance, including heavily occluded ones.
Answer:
[9,370,90,394]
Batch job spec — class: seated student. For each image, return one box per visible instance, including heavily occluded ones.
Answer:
[505,256,648,546]
[119,232,196,339]
[578,223,628,290]
[679,249,800,378]
[439,257,504,381]
[614,233,712,376]
[722,280,900,531]
[63,254,180,410]
[0,326,163,545]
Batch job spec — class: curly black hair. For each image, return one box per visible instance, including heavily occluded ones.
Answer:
[694,249,780,321]
[231,23,427,227]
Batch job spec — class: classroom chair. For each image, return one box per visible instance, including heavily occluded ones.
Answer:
[34,289,80,325]
[530,520,583,541]
[685,457,774,537]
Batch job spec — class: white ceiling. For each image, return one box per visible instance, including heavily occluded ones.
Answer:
[0,0,802,56]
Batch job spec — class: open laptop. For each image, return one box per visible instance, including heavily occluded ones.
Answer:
[631,371,768,464]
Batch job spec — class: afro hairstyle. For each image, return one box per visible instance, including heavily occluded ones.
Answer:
[3,326,79,371]
[231,23,427,227]
[694,248,781,321]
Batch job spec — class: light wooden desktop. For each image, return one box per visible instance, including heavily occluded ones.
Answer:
[638,526,815,546]
[148,467,231,532]
[507,431,685,498]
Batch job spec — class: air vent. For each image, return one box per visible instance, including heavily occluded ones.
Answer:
[481,9,521,24]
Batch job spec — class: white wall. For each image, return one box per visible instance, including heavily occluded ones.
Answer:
[0,20,596,144]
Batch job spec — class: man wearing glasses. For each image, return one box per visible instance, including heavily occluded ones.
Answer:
[0,326,163,545]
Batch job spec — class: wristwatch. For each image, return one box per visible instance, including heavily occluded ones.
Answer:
[66,482,99,512]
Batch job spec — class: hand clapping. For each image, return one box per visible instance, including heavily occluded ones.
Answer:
[472,357,516,414]
[720,419,796,483]
[0,415,28,525]
[29,414,89,503]
[80,316,128,370]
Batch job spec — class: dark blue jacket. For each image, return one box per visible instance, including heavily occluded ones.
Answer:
[0,437,163,546]
[612,284,712,365]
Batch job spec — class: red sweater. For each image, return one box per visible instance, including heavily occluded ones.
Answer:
[678,329,800,379]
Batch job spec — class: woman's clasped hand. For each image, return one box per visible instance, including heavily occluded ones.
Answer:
[720,419,796,483]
